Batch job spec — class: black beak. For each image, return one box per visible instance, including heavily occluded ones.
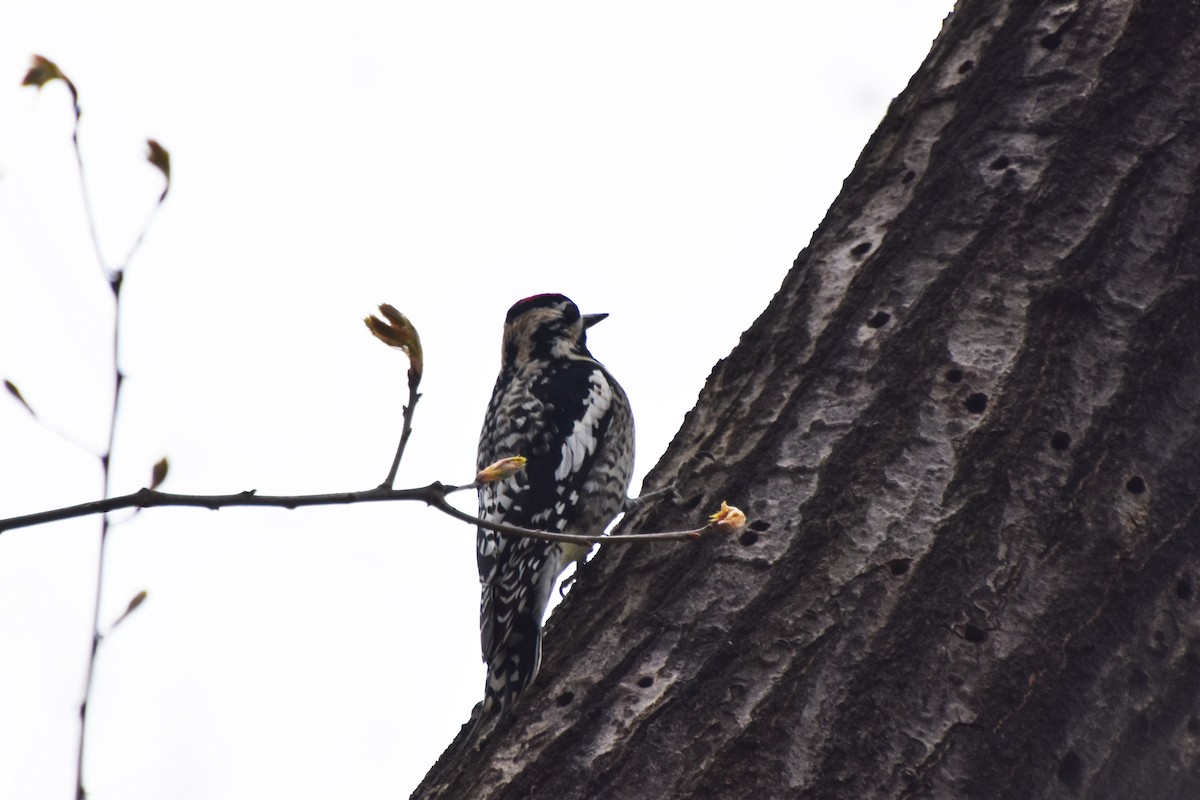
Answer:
[582,313,608,329]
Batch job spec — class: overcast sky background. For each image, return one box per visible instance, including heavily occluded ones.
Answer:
[0,3,952,797]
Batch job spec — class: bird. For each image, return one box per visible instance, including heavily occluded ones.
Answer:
[472,293,635,734]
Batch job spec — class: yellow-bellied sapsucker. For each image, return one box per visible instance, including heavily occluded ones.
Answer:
[474,293,634,725]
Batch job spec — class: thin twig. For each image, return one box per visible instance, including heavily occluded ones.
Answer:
[422,490,706,543]
[69,70,123,791]
[65,85,170,800]
[2,381,101,455]
[66,87,108,280]
[76,267,122,800]
[382,371,421,488]
[118,200,165,271]
[0,483,713,545]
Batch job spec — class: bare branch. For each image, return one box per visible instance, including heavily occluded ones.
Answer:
[383,370,421,489]
[23,56,172,800]
[0,482,722,545]
[422,490,707,544]
[116,141,171,270]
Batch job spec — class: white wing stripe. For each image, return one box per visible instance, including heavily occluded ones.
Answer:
[554,372,612,482]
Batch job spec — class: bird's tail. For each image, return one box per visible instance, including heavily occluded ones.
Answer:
[459,608,544,750]
[482,608,544,719]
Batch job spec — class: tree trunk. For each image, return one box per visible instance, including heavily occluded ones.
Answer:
[414,1,1200,797]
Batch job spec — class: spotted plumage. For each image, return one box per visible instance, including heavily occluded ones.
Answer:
[474,293,634,726]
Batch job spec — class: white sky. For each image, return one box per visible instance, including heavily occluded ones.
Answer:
[0,3,951,798]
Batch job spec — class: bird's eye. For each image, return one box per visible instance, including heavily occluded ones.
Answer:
[560,304,580,325]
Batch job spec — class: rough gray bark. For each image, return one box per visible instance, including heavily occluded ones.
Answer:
[415,1,1200,797]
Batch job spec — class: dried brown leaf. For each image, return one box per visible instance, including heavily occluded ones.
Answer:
[21,55,64,88]
[126,590,147,614]
[150,457,169,489]
[4,379,35,417]
[145,139,171,200]
[21,55,79,117]
[111,590,148,630]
